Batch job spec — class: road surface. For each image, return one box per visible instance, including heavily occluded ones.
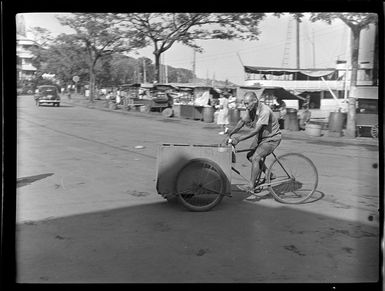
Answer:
[16,95,380,283]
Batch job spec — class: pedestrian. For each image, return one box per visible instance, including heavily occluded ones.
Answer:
[228,93,237,109]
[340,99,349,113]
[116,93,121,105]
[276,99,286,129]
[216,92,230,135]
[299,104,311,130]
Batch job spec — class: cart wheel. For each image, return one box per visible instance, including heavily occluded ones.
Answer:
[162,108,173,118]
[370,124,378,139]
[175,158,227,212]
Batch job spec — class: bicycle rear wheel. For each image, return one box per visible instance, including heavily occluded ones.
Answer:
[267,153,318,204]
[175,158,227,211]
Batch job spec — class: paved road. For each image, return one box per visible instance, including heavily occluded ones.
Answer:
[16,95,380,283]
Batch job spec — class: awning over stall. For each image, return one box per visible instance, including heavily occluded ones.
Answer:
[236,86,305,101]
[244,66,337,78]
[262,86,306,100]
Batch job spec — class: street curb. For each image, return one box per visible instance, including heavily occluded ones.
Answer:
[62,98,379,148]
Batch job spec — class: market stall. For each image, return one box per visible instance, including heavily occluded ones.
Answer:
[170,84,220,121]
[119,83,177,113]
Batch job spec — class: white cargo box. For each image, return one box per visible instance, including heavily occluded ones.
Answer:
[156,143,232,199]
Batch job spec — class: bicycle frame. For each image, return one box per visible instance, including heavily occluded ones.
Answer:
[231,145,292,191]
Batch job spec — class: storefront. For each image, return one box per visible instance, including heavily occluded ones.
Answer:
[170,84,220,120]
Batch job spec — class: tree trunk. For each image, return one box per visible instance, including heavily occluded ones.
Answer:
[346,28,360,138]
[89,65,95,102]
[154,52,161,83]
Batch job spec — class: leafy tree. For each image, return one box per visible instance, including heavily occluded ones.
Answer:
[167,66,194,83]
[95,55,114,88]
[44,34,89,89]
[27,27,55,88]
[108,54,136,85]
[309,13,378,137]
[57,13,144,101]
[27,26,54,47]
[117,13,266,82]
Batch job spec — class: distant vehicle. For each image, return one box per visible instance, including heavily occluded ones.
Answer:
[35,85,61,107]
[17,86,34,95]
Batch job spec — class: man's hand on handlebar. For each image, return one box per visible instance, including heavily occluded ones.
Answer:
[226,136,239,146]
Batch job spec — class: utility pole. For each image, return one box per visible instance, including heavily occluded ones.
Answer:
[165,54,168,83]
[143,59,147,83]
[236,52,244,67]
[160,54,163,83]
[282,17,294,67]
[192,49,196,82]
[344,26,351,99]
[372,23,378,85]
[312,28,316,68]
[296,18,300,69]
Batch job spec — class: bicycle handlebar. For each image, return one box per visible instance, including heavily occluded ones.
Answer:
[226,140,253,153]
[222,136,253,153]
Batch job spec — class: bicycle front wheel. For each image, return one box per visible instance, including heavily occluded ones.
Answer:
[175,158,227,212]
[267,153,318,204]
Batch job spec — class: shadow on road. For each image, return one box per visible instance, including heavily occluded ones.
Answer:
[16,193,379,283]
[303,190,325,204]
[17,173,54,188]
[230,184,325,204]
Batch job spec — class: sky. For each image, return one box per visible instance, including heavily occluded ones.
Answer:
[20,13,376,85]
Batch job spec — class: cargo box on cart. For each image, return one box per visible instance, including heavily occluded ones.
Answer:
[156,144,232,200]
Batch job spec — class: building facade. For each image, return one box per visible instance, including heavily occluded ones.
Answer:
[17,35,38,82]
[243,62,376,119]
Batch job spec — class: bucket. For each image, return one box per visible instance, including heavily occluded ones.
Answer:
[109,102,117,110]
[328,112,347,132]
[203,106,214,123]
[305,123,322,137]
[284,108,299,131]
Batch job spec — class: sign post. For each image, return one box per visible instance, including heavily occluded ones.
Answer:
[72,76,80,94]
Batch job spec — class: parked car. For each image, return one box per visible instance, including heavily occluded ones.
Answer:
[35,85,61,107]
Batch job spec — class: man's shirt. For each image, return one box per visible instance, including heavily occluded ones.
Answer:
[242,102,281,142]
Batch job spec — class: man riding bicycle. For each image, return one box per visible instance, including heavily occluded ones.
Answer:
[227,91,282,192]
